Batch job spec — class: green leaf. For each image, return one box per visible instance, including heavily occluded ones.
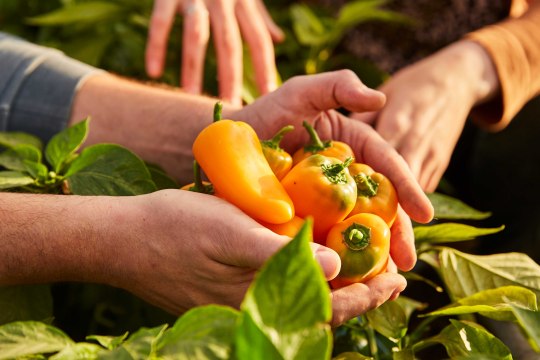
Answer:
[365,300,407,341]
[235,220,332,360]
[401,271,444,293]
[0,132,42,151]
[45,119,88,174]
[423,320,512,360]
[26,2,123,26]
[0,171,35,190]
[394,296,428,324]
[336,0,412,31]
[414,223,505,245]
[87,332,128,350]
[427,193,491,220]
[333,352,373,359]
[60,33,115,67]
[0,145,41,170]
[145,163,178,190]
[156,305,239,359]
[423,286,538,322]
[0,286,53,326]
[50,342,103,360]
[98,325,167,360]
[0,321,73,359]
[509,304,540,352]
[436,248,540,303]
[64,144,156,196]
[290,4,329,46]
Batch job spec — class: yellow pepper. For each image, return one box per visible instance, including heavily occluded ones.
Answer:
[192,103,294,224]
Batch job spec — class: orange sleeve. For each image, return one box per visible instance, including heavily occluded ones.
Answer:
[465,0,540,131]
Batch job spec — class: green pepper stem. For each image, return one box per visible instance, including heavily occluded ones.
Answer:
[261,125,294,150]
[213,102,223,122]
[303,121,331,153]
[342,222,371,251]
[321,157,353,184]
[354,173,379,197]
[189,160,214,195]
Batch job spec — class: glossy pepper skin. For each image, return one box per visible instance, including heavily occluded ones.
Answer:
[326,213,390,288]
[192,107,294,224]
[292,121,355,165]
[348,163,398,226]
[281,155,357,243]
[260,216,305,238]
[180,160,215,195]
[260,125,294,180]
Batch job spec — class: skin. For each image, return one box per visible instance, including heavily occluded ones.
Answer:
[352,40,500,192]
[1,70,433,327]
[145,0,284,106]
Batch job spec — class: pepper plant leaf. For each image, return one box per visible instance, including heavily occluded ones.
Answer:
[509,304,540,352]
[25,2,123,26]
[64,144,156,196]
[0,171,35,190]
[50,342,103,360]
[45,119,88,174]
[422,286,538,322]
[435,248,540,303]
[156,305,239,360]
[0,132,42,151]
[420,319,512,360]
[235,219,332,360]
[427,193,491,220]
[414,223,505,245]
[366,300,408,342]
[0,321,73,360]
[98,325,167,359]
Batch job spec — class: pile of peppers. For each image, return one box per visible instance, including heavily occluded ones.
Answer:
[187,103,398,288]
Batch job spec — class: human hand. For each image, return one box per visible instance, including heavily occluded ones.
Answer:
[106,189,406,326]
[352,40,499,192]
[233,70,434,273]
[145,0,284,106]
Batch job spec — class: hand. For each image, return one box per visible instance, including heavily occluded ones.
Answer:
[107,189,406,326]
[352,40,499,192]
[145,0,284,106]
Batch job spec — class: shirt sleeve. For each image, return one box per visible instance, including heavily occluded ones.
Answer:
[0,32,102,143]
[465,1,540,131]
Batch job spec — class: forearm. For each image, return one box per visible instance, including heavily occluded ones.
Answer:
[70,73,241,182]
[0,193,119,286]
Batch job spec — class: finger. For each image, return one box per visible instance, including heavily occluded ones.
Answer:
[236,0,278,94]
[181,0,210,93]
[419,153,445,193]
[146,0,178,78]
[255,0,285,42]
[386,256,398,273]
[389,207,417,271]
[208,0,243,106]
[279,70,386,115]
[342,120,434,223]
[349,110,379,125]
[330,273,406,327]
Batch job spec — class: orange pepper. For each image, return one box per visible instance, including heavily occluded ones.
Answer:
[292,121,355,165]
[347,163,398,226]
[281,155,357,243]
[260,125,294,180]
[260,216,305,238]
[192,103,294,224]
[326,213,390,288]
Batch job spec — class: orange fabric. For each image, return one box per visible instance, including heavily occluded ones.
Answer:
[466,0,540,131]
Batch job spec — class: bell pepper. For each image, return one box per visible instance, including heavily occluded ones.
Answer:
[347,163,398,226]
[326,213,390,288]
[281,155,357,242]
[292,121,355,165]
[260,125,294,180]
[260,216,305,238]
[192,103,294,224]
[180,160,214,195]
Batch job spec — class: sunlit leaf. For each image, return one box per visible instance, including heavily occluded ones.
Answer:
[414,223,504,245]
[427,193,491,220]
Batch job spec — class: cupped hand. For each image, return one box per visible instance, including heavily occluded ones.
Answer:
[352,40,499,192]
[233,70,434,272]
[145,0,284,106]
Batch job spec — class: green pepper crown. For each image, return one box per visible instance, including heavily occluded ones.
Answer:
[213,101,223,122]
[260,125,294,150]
[302,120,332,153]
[187,160,214,195]
[354,173,379,197]
[342,222,371,251]
[322,157,353,184]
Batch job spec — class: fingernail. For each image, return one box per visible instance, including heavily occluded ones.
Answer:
[314,248,341,280]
